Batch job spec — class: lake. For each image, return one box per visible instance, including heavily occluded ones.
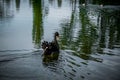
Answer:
[0,0,120,80]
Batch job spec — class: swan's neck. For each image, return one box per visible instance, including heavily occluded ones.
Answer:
[54,36,59,51]
[54,36,57,43]
[54,36,59,42]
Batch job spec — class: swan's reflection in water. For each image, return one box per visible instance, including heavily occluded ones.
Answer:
[42,52,62,75]
[42,52,59,63]
[41,51,81,80]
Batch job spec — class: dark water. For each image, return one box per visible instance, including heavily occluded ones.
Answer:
[0,0,120,80]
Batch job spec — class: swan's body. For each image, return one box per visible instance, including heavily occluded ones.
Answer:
[42,32,59,55]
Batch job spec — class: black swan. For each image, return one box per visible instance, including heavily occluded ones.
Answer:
[42,32,59,55]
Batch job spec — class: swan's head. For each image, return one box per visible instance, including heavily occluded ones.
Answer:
[55,32,59,40]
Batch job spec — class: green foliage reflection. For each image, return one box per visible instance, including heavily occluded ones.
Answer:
[60,5,98,55]
[32,0,43,49]
[59,2,120,61]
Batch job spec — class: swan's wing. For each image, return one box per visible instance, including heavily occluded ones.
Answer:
[41,41,49,49]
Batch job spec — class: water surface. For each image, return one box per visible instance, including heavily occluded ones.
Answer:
[0,0,120,80]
